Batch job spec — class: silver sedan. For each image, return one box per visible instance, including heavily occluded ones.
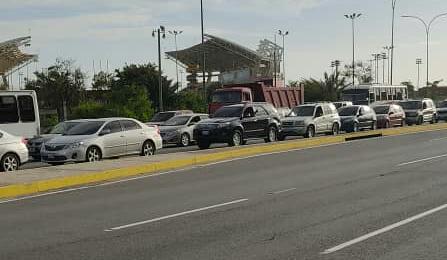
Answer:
[0,130,29,172]
[159,114,209,147]
[41,118,162,165]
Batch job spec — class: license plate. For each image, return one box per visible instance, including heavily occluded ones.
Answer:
[202,130,209,135]
[48,154,55,159]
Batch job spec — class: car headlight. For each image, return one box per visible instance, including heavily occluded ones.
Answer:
[295,121,305,126]
[218,122,231,128]
[69,142,84,149]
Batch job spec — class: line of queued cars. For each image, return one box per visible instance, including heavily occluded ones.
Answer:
[1,98,447,172]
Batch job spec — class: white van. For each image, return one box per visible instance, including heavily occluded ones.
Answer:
[0,91,40,139]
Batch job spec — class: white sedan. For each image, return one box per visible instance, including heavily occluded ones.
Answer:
[0,130,29,172]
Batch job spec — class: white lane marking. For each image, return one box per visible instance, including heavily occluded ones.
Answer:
[270,188,297,195]
[429,136,447,142]
[321,203,447,255]
[104,198,248,232]
[397,154,447,167]
[2,128,446,205]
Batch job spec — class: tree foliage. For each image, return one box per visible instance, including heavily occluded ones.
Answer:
[299,71,347,102]
[26,58,85,121]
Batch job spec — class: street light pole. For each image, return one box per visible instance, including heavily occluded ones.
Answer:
[168,30,183,92]
[402,13,447,87]
[390,0,397,85]
[152,26,166,112]
[381,52,387,84]
[345,13,362,87]
[201,0,206,99]
[278,30,289,86]
[383,46,392,84]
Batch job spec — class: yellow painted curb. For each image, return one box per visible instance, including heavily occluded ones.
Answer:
[1,123,447,200]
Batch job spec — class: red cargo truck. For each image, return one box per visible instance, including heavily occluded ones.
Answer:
[209,79,304,115]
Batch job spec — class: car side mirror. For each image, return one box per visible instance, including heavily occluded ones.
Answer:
[188,122,196,126]
[99,128,111,136]
[389,112,394,115]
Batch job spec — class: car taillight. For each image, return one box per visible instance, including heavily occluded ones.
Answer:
[154,125,160,135]
[21,138,28,145]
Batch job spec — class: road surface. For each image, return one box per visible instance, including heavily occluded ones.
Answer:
[2,130,447,259]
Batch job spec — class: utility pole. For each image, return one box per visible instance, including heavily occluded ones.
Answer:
[274,33,277,88]
[278,30,289,86]
[169,30,183,92]
[381,52,387,84]
[383,46,392,84]
[152,26,166,112]
[345,13,362,87]
[201,0,206,99]
[416,58,422,90]
[390,0,397,85]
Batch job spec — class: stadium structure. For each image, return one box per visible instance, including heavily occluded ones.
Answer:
[166,34,283,89]
[0,36,38,90]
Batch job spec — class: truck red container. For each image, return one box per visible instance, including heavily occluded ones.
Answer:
[209,79,304,115]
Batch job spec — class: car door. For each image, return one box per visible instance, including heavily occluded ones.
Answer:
[358,106,368,128]
[186,116,202,140]
[100,121,126,157]
[314,106,326,133]
[121,120,144,154]
[241,107,258,138]
[254,105,270,137]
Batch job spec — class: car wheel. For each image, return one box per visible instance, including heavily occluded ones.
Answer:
[85,146,102,162]
[430,115,436,124]
[179,133,190,147]
[1,153,20,172]
[229,130,243,146]
[305,126,315,138]
[278,134,286,141]
[198,140,211,150]
[141,140,155,157]
[417,116,423,125]
[332,123,340,136]
[265,126,277,143]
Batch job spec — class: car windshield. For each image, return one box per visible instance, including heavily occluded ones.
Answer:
[150,112,176,122]
[48,122,80,134]
[290,106,315,117]
[163,116,191,126]
[399,101,422,110]
[339,106,359,116]
[438,101,447,108]
[212,91,242,103]
[214,106,244,118]
[373,106,390,115]
[64,121,105,136]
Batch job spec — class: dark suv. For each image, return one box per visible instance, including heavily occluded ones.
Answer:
[194,104,280,149]
[339,105,377,133]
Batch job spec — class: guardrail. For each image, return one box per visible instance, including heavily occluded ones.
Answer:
[1,123,447,200]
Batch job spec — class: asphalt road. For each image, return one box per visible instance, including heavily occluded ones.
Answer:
[3,130,447,259]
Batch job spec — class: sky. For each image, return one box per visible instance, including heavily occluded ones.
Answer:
[2,0,447,89]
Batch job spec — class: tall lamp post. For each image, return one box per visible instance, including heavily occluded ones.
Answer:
[390,0,397,85]
[402,13,447,87]
[381,52,387,84]
[345,13,362,87]
[383,46,393,84]
[152,26,166,112]
[277,30,289,86]
[416,58,423,90]
[168,30,183,92]
[201,0,206,99]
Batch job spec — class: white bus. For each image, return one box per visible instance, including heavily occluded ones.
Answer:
[0,90,40,139]
[342,84,408,105]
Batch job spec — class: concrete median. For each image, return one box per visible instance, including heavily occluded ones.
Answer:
[1,123,447,200]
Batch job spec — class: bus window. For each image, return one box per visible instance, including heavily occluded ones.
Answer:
[0,96,19,123]
[369,92,375,103]
[381,92,387,101]
[18,95,36,122]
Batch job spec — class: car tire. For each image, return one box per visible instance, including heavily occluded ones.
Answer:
[332,123,340,136]
[430,115,436,124]
[198,140,211,150]
[417,116,423,125]
[179,133,190,147]
[305,126,315,138]
[229,130,243,147]
[85,146,102,162]
[1,153,20,172]
[265,126,278,143]
[278,134,286,141]
[141,140,155,157]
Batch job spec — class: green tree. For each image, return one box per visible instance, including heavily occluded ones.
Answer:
[108,84,155,122]
[401,81,416,99]
[342,61,373,85]
[92,71,114,90]
[174,90,207,113]
[26,58,85,121]
[300,71,347,102]
[113,64,176,111]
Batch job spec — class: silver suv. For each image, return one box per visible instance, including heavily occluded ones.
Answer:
[399,99,437,125]
[280,103,341,139]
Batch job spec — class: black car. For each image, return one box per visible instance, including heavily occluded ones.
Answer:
[339,105,377,133]
[194,104,280,149]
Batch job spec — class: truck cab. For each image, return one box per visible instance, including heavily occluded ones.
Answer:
[209,88,252,114]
